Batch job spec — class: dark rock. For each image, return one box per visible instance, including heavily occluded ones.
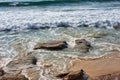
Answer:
[63,69,84,80]
[56,69,89,80]
[77,24,88,27]
[113,25,120,30]
[0,74,29,80]
[34,41,68,50]
[30,56,37,65]
[113,22,120,30]
[57,22,70,27]
[56,72,69,78]
[0,68,4,76]
[75,39,91,46]
[75,39,92,52]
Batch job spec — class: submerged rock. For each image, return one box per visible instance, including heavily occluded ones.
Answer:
[7,55,37,68]
[113,23,120,30]
[5,55,37,74]
[75,39,92,52]
[34,41,68,50]
[0,74,28,80]
[57,22,71,27]
[91,33,107,38]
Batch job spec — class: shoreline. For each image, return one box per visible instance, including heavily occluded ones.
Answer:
[0,40,120,80]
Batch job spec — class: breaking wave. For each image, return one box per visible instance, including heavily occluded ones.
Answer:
[0,21,120,31]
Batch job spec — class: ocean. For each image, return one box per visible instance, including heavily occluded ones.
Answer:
[0,0,120,79]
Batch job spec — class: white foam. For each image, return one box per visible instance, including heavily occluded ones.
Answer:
[0,2,120,31]
[0,58,12,67]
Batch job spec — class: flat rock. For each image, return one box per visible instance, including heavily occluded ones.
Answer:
[5,55,37,74]
[34,41,68,50]
[7,55,37,68]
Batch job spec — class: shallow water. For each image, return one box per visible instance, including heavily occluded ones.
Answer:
[0,27,120,58]
[1,27,120,79]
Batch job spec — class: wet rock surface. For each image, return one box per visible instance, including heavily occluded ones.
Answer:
[113,23,120,30]
[89,72,120,80]
[56,72,69,78]
[6,55,37,68]
[56,69,89,80]
[34,41,68,50]
[75,39,92,52]
[27,68,40,80]
[0,74,29,80]
[4,55,37,75]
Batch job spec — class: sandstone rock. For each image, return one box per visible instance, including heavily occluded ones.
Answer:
[42,62,53,68]
[6,55,37,73]
[67,52,120,80]
[89,72,120,80]
[7,55,37,67]
[0,68,4,76]
[75,39,92,52]
[27,68,40,80]
[63,70,89,80]
[0,74,28,80]
[34,41,68,50]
